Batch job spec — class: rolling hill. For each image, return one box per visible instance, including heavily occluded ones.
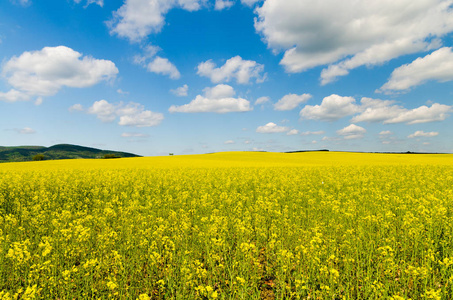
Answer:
[0,144,140,162]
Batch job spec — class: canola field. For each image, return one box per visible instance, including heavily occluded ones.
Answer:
[0,152,452,299]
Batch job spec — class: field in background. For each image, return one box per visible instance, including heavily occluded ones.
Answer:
[1,152,452,299]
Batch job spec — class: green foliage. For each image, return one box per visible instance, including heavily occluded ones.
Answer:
[103,154,121,159]
[32,154,45,161]
[0,144,140,163]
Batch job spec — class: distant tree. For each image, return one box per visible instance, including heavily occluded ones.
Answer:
[103,154,121,159]
[169,153,174,156]
[32,154,45,161]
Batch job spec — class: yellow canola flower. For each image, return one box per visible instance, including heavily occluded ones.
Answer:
[0,151,452,299]
[106,281,117,290]
[137,294,150,300]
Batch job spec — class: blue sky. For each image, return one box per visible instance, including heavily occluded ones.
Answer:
[1,0,453,156]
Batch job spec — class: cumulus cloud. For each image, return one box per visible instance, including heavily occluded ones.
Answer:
[74,0,103,7]
[380,47,453,92]
[117,89,129,95]
[336,124,366,139]
[254,0,453,83]
[0,89,30,102]
[286,129,299,135]
[133,45,180,79]
[11,0,31,7]
[171,84,189,96]
[256,122,289,133]
[224,140,235,144]
[300,94,360,121]
[87,100,164,127]
[69,103,84,112]
[204,84,235,98]
[133,44,161,65]
[241,0,260,6]
[351,98,406,123]
[255,96,270,105]
[379,130,393,136]
[197,56,265,84]
[168,84,252,113]
[348,98,452,124]
[87,100,118,122]
[117,103,165,127]
[121,132,149,138]
[14,127,36,134]
[147,57,180,79]
[34,97,43,106]
[108,0,205,42]
[1,46,118,101]
[384,103,452,124]
[274,93,311,111]
[215,0,234,10]
[301,95,452,125]
[300,130,325,136]
[350,98,451,125]
[408,131,439,138]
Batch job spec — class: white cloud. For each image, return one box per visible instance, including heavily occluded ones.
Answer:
[256,122,289,133]
[34,97,43,106]
[274,93,311,111]
[133,45,180,79]
[1,46,118,99]
[147,57,180,79]
[320,39,441,85]
[347,97,452,125]
[351,98,406,123]
[197,56,265,84]
[11,0,31,7]
[171,84,189,96]
[15,127,36,134]
[379,130,392,136]
[224,140,235,144]
[88,100,118,122]
[74,0,103,7]
[204,84,235,98]
[254,0,453,83]
[380,47,453,92]
[384,103,452,125]
[117,89,129,95]
[88,100,164,127]
[169,84,252,113]
[299,95,452,125]
[300,94,360,121]
[408,131,439,138]
[121,132,149,138]
[300,130,325,136]
[241,0,260,6]
[286,129,299,136]
[117,102,165,127]
[255,96,270,105]
[215,0,234,10]
[133,44,161,65]
[336,124,366,139]
[0,89,30,102]
[108,0,204,42]
[69,103,84,112]
[118,110,163,127]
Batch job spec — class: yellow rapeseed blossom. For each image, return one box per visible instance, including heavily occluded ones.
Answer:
[0,152,452,299]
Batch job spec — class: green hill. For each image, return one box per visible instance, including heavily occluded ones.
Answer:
[0,144,141,162]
